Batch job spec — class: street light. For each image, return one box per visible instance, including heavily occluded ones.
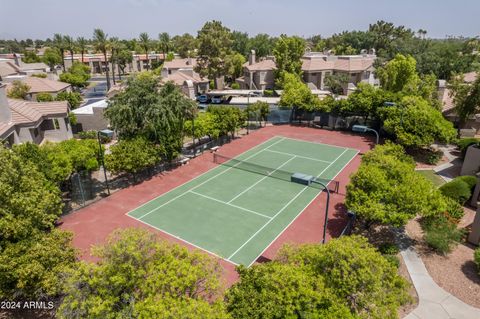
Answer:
[352,124,379,145]
[97,129,114,195]
[311,180,331,244]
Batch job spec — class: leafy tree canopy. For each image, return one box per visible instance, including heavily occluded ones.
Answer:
[58,228,228,319]
[59,62,91,89]
[273,35,306,86]
[278,72,322,111]
[7,80,30,99]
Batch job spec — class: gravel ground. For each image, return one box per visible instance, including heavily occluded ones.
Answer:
[405,210,480,308]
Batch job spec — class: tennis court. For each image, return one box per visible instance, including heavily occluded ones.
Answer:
[127,136,358,266]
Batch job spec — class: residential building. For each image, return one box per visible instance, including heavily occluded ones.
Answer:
[71,99,109,132]
[160,58,209,99]
[3,75,71,100]
[0,57,50,81]
[236,51,276,90]
[64,53,165,74]
[439,72,480,136]
[236,50,378,95]
[0,84,73,146]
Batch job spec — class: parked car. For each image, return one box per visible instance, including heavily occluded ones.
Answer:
[197,94,209,103]
[211,96,223,104]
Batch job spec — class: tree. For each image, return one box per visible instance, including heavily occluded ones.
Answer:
[227,236,410,319]
[448,73,480,127]
[231,31,250,57]
[382,96,456,148]
[63,35,75,68]
[55,91,83,108]
[377,54,419,93]
[246,101,270,126]
[278,73,321,111]
[105,137,162,179]
[22,50,41,63]
[195,20,232,88]
[0,146,76,299]
[58,228,228,319]
[53,33,66,71]
[172,33,197,58]
[324,73,350,95]
[42,47,62,70]
[109,37,120,85]
[115,49,133,78]
[249,34,275,58]
[60,62,91,89]
[207,105,244,138]
[138,32,151,70]
[273,35,306,87]
[184,112,220,140]
[77,36,88,63]
[105,74,196,160]
[225,52,246,83]
[6,80,30,99]
[36,92,53,102]
[93,28,111,90]
[346,142,447,227]
[158,32,171,57]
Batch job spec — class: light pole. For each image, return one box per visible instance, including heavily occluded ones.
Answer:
[312,180,331,244]
[246,92,251,135]
[97,129,114,195]
[352,125,379,145]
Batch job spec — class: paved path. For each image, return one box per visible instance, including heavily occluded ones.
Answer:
[402,247,480,319]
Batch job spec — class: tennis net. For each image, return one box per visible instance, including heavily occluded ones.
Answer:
[213,153,340,193]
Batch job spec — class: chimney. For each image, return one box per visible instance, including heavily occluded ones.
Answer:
[0,84,12,123]
[249,50,256,65]
[13,53,21,66]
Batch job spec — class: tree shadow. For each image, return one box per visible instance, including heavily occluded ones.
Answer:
[461,260,480,285]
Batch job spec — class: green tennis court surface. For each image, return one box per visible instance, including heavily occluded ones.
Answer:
[127,136,358,266]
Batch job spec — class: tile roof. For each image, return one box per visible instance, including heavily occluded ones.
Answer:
[0,61,19,77]
[244,59,276,71]
[6,77,71,94]
[161,71,208,86]
[0,99,68,136]
[19,62,48,71]
[163,58,197,69]
[302,56,375,72]
[464,71,478,83]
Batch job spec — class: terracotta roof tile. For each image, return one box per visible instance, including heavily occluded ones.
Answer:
[244,59,276,71]
[6,77,71,94]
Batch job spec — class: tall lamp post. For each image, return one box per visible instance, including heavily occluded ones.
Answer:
[312,180,331,244]
[352,125,379,145]
[97,129,114,195]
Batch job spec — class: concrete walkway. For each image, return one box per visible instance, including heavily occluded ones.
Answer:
[401,247,480,319]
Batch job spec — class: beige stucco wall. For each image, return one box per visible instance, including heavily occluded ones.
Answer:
[461,145,480,176]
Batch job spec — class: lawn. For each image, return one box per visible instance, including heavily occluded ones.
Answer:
[417,169,445,187]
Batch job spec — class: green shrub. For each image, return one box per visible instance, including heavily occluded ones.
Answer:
[230,82,240,89]
[36,92,54,102]
[426,149,443,165]
[439,179,472,204]
[475,248,480,274]
[383,254,401,268]
[444,197,465,222]
[422,215,464,255]
[457,138,480,157]
[264,89,274,97]
[378,242,400,255]
[456,175,478,191]
[78,130,111,143]
[31,73,47,78]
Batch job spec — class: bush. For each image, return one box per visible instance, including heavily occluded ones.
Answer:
[36,92,53,102]
[383,254,401,268]
[31,73,47,78]
[457,138,480,157]
[422,215,464,255]
[444,197,465,222]
[263,89,274,97]
[56,91,82,108]
[456,175,478,191]
[439,179,472,204]
[230,82,240,89]
[475,248,480,274]
[378,242,400,255]
[426,149,443,165]
[77,130,111,143]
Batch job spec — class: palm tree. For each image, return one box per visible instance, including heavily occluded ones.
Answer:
[138,32,151,70]
[93,28,110,90]
[109,37,120,85]
[63,35,75,69]
[77,37,88,63]
[158,32,171,59]
[53,33,66,71]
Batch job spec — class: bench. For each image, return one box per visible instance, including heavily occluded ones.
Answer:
[210,146,220,153]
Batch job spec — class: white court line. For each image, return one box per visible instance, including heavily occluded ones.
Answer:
[264,149,331,164]
[246,148,359,267]
[189,190,272,220]
[227,155,298,204]
[135,137,286,220]
[281,136,360,152]
[228,147,349,261]
[130,214,239,266]
[126,136,281,216]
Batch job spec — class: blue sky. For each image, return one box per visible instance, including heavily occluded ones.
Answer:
[1,0,479,39]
